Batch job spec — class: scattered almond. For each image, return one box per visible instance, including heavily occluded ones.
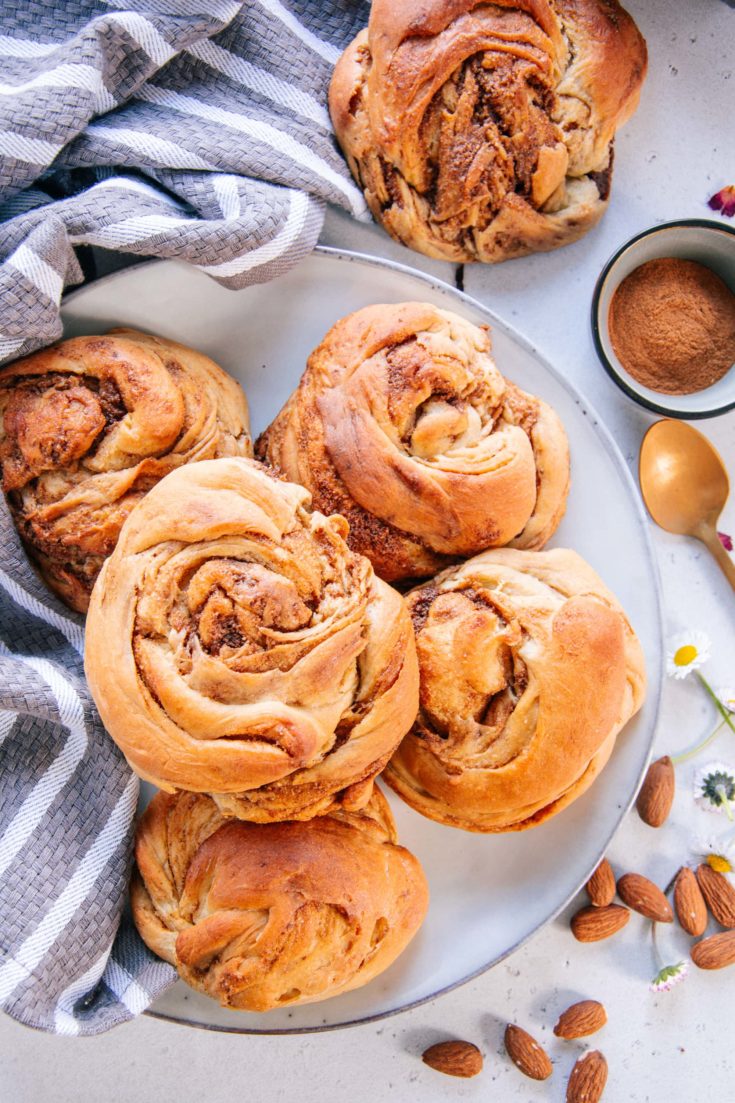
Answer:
[571,903,630,942]
[567,1050,608,1103]
[616,872,673,922]
[691,930,735,970]
[554,999,608,1040]
[421,1040,483,1077]
[636,755,675,827]
[696,863,735,929]
[504,1024,552,1081]
[586,858,616,907]
[674,867,708,937]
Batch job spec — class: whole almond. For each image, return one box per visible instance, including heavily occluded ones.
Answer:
[504,1024,552,1081]
[696,863,735,929]
[586,859,615,907]
[554,1000,608,1040]
[567,1050,608,1103]
[674,867,708,936]
[636,755,675,827]
[691,930,735,970]
[616,873,673,922]
[571,904,630,942]
[422,1040,483,1077]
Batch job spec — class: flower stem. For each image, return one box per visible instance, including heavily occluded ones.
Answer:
[671,676,735,767]
[671,719,727,766]
[696,673,735,735]
[651,921,664,972]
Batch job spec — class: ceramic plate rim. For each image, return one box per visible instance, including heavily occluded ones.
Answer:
[60,246,663,1035]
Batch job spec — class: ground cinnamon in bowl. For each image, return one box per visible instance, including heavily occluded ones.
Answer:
[608,257,735,394]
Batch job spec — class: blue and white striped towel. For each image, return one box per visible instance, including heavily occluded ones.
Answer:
[0,0,368,1035]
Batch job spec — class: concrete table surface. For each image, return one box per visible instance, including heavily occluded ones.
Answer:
[2,1,734,1100]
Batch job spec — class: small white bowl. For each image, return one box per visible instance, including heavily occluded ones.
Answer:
[592,219,735,419]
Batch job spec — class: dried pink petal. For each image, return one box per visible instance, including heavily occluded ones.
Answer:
[718,531,734,552]
[708,185,735,218]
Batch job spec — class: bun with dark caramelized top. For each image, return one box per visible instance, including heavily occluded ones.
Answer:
[0,330,251,612]
[257,302,569,581]
[329,0,647,263]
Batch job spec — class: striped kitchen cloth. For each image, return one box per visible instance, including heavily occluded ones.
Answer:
[0,0,368,1035]
[0,0,369,365]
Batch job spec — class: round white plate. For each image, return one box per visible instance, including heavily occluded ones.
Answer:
[61,249,662,1034]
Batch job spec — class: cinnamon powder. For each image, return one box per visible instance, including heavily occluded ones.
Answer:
[608,257,735,395]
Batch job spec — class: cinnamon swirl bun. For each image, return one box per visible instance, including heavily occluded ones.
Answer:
[384,547,646,831]
[257,302,569,581]
[0,330,251,611]
[85,457,419,822]
[329,0,647,262]
[131,787,428,1011]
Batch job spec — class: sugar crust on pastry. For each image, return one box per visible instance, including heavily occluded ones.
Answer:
[85,457,419,822]
[0,330,252,612]
[329,0,647,263]
[384,547,646,832]
[257,302,569,581]
[131,787,429,1011]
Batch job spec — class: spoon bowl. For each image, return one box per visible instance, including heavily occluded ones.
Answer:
[640,420,735,591]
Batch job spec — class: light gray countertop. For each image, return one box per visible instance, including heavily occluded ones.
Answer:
[3,1,734,1099]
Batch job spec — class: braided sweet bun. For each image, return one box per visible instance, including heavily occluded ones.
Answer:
[329,0,647,262]
[131,787,429,1011]
[384,548,646,832]
[257,302,569,581]
[0,330,251,612]
[85,457,419,822]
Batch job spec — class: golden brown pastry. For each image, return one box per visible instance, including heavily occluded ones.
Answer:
[329,0,647,262]
[257,302,569,581]
[131,787,428,1011]
[85,457,419,822]
[384,548,646,832]
[0,330,251,612]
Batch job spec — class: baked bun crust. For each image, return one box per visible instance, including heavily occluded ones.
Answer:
[257,303,569,581]
[131,787,428,1011]
[0,330,251,611]
[329,0,647,262]
[384,548,646,832]
[85,457,419,822]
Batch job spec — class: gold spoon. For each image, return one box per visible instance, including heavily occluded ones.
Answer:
[639,419,735,593]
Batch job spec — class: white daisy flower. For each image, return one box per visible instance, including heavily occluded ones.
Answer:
[715,687,735,714]
[665,630,711,679]
[693,762,735,818]
[693,832,735,878]
[649,960,688,994]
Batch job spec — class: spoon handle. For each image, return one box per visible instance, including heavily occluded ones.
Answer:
[697,524,735,594]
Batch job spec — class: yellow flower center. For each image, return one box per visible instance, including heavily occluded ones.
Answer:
[707,854,733,874]
[674,644,698,667]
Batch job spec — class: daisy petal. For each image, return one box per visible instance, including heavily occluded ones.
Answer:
[666,630,712,680]
[693,832,735,879]
[693,762,735,817]
[650,961,688,993]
